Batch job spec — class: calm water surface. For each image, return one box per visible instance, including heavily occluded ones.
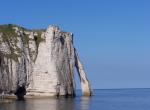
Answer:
[0,89,150,110]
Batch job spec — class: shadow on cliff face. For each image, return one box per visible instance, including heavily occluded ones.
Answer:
[15,86,26,100]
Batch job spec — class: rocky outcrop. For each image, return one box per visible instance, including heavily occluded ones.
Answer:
[0,24,92,98]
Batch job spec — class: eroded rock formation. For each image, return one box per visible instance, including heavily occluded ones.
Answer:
[0,24,92,98]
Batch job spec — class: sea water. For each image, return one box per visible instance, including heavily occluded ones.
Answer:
[0,89,150,110]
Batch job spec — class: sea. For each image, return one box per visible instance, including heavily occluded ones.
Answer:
[0,88,150,110]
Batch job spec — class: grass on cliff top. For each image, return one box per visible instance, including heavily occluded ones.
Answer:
[0,24,46,44]
[0,24,46,62]
[0,24,18,37]
[0,24,27,32]
[0,24,46,33]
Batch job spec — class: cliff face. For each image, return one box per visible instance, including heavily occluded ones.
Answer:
[0,24,92,97]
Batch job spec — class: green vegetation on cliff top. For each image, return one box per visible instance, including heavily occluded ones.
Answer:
[0,24,46,62]
[0,24,46,44]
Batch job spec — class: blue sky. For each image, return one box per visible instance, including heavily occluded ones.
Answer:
[0,0,150,89]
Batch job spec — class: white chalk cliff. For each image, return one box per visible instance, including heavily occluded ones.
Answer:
[0,24,92,97]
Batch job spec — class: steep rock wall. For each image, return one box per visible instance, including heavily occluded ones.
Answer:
[0,24,92,97]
